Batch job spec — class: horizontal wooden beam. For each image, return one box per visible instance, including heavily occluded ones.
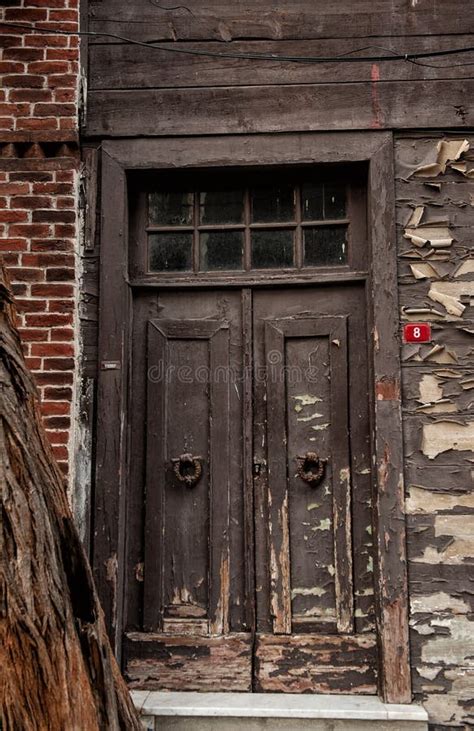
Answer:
[88,0,474,42]
[85,79,473,137]
[89,36,474,90]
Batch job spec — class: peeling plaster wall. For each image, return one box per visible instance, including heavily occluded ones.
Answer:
[396,135,474,729]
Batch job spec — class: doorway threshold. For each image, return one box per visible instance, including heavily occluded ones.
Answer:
[132,691,428,731]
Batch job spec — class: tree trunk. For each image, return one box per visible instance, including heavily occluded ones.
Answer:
[0,264,142,731]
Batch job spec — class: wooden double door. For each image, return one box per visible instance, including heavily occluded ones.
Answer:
[124,282,377,694]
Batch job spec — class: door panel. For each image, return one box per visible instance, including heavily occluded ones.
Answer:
[144,318,231,635]
[124,290,252,691]
[253,285,377,693]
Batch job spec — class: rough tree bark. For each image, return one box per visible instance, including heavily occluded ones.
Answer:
[0,264,142,730]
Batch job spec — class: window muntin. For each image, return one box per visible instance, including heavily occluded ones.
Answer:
[144,177,351,274]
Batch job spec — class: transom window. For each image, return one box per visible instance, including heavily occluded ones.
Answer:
[146,180,349,273]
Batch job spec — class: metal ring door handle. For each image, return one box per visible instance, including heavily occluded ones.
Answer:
[296,451,327,487]
[171,453,203,488]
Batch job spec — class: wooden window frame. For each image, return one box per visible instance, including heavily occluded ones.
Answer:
[94,131,411,704]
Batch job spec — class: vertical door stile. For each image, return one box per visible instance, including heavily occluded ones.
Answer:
[328,317,354,634]
[242,289,256,634]
[264,320,292,635]
[209,323,231,636]
[143,320,166,632]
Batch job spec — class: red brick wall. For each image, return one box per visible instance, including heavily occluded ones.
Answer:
[0,1,79,476]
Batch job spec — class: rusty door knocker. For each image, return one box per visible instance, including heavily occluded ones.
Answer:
[296,451,327,487]
[171,453,203,487]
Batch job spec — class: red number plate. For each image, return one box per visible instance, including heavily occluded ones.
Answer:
[403,323,431,343]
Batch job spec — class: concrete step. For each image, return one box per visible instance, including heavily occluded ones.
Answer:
[132,692,429,731]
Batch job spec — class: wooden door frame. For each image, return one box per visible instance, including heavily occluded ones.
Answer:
[94,131,411,703]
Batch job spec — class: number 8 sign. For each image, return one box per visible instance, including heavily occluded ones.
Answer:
[403,323,431,343]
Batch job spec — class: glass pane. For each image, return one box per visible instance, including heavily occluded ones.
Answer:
[301,182,324,221]
[251,186,295,222]
[324,184,346,219]
[199,190,243,224]
[304,226,347,267]
[252,229,294,268]
[149,232,193,271]
[200,230,243,271]
[149,191,193,226]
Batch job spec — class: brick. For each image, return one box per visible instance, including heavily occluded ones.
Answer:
[46,267,74,281]
[11,283,27,296]
[46,431,70,445]
[10,171,53,182]
[44,416,70,429]
[0,35,22,49]
[0,102,31,116]
[25,34,68,48]
[31,283,73,297]
[43,357,75,371]
[26,0,69,7]
[0,61,26,73]
[0,118,14,130]
[25,356,42,370]
[10,223,50,237]
[18,327,49,342]
[25,313,71,326]
[47,298,73,312]
[16,299,47,314]
[49,8,77,21]
[5,7,48,21]
[29,61,70,74]
[32,342,74,357]
[17,118,59,131]
[9,89,52,103]
[11,195,53,209]
[48,50,77,62]
[58,117,76,130]
[46,74,76,88]
[44,386,72,401]
[1,253,20,266]
[3,75,45,88]
[31,238,73,252]
[52,445,68,461]
[54,224,75,237]
[33,182,72,194]
[39,400,71,415]
[0,210,28,223]
[55,170,74,182]
[0,182,30,195]
[4,48,44,62]
[56,196,74,208]
[32,209,75,223]
[53,88,76,103]
[35,102,75,117]
[23,253,74,267]
[58,462,68,476]
[35,371,73,386]
[8,267,44,282]
[38,22,77,33]
[50,326,73,340]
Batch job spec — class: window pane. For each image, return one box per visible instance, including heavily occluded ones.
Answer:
[149,191,193,226]
[304,226,347,267]
[324,184,346,219]
[301,183,324,221]
[252,229,294,268]
[200,231,243,271]
[149,232,193,271]
[199,190,243,224]
[251,186,295,222]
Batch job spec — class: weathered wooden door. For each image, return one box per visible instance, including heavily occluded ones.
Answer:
[253,285,377,693]
[124,284,377,694]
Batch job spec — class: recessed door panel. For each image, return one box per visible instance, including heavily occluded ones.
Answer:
[253,285,377,694]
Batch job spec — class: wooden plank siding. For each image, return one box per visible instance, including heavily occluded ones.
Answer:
[84,0,474,137]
